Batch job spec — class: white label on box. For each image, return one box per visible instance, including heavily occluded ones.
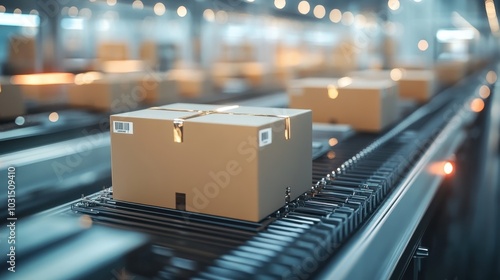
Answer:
[113,121,133,134]
[259,128,272,147]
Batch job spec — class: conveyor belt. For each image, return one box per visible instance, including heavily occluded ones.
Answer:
[0,216,151,280]
[57,65,494,279]
[0,110,106,154]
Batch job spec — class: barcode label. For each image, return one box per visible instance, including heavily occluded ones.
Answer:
[259,128,272,147]
[113,121,133,134]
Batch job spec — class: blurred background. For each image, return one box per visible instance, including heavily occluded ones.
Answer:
[0,0,499,279]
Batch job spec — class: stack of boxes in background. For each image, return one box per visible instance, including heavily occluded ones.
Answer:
[288,77,399,132]
[212,62,278,91]
[349,69,437,103]
[434,59,469,86]
[66,41,214,112]
[68,72,139,112]
[97,42,129,62]
[0,77,25,120]
[12,73,75,105]
[7,36,37,74]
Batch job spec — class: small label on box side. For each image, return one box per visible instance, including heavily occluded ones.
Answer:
[259,128,272,147]
[113,121,133,134]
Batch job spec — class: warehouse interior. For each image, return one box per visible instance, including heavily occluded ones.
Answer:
[0,0,499,279]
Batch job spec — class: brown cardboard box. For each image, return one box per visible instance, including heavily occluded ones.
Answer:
[100,60,147,73]
[10,73,74,104]
[137,73,179,105]
[435,59,468,86]
[110,103,312,222]
[68,74,141,112]
[97,42,129,62]
[139,41,158,69]
[127,69,210,103]
[167,69,211,98]
[349,69,436,102]
[0,80,26,120]
[20,84,68,104]
[212,62,278,90]
[288,78,399,132]
[7,36,37,73]
[212,63,237,88]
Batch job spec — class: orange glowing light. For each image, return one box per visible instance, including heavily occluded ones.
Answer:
[313,5,326,19]
[327,85,339,99]
[443,162,453,175]
[390,68,403,81]
[274,0,286,9]
[418,40,429,51]
[327,151,336,159]
[154,2,166,16]
[342,11,354,25]
[470,98,485,113]
[388,0,400,11]
[74,71,103,85]
[203,9,215,21]
[101,60,145,73]
[486,71,497,84]
[48,112,59,122]
[329,9,342,23]
[479,85,491,99]
[328,138,338,147]
[177,6,187,17]
[428,161,455,176]
[337,76,352,87]
[11,73,74,85]
[298,1,310,15]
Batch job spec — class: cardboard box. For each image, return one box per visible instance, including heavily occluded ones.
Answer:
[167,69,211,98]
[349,69,436,102]
[0,81,26,120]
[68,74,141,112]
[100,60,147,73]
[10,73,74,104]
[97,42,129,62]
[138,73,179,105]
[435,59,468,86]
[7,36,37,73]
[139,41,158,69]
[110,103,312,222]
[20,84,68,104]
[128,69,210,103]
[288,78,399,132]
[212,62,278,90]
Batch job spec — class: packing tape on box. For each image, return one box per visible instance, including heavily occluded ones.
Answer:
[149,106,291,143]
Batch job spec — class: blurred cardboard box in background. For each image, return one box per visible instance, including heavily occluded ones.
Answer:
[288,77,399,132]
